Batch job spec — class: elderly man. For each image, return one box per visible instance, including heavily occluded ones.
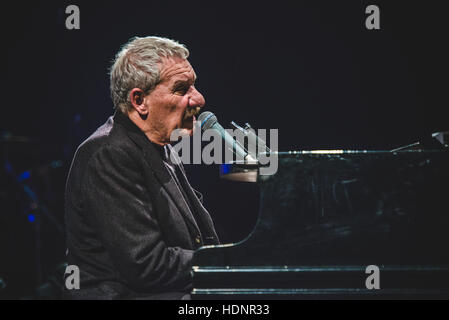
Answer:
[64,36,219,300]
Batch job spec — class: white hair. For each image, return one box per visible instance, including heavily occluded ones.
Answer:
[109,36,189,113]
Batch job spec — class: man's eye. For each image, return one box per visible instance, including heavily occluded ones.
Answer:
[174,86,189,95]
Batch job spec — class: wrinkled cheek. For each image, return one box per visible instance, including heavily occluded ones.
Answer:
[169,108,185,125]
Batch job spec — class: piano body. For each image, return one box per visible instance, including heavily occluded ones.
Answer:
[192,149,449,299]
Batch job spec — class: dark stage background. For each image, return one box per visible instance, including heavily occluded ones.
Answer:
[1,0,448,298]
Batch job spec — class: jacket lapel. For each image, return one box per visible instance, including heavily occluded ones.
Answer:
[168,145,220,245]
[113,112,201,237]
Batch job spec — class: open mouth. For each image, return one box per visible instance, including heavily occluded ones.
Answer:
[182,106,201,130]
[184,106,201,121]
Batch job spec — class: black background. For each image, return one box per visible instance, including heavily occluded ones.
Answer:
[1,0,448,298]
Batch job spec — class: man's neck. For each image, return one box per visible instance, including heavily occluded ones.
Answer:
[127,111,168,146]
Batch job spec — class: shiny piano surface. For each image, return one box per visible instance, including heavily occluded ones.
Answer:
[191,150,449,299]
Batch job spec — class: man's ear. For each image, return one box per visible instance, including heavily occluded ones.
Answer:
[129,88,148,116]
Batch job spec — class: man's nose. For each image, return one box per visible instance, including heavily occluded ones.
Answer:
[189,86,205,108]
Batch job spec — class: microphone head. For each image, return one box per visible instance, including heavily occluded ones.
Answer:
[198,111,218,131]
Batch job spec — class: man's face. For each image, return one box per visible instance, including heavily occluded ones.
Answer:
[143,56,205,143]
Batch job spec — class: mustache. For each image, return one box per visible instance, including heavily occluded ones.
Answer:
[184,106,201,120]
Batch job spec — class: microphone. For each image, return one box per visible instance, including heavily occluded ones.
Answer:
[230,121,271,158]
[198,112,256,162]
[243,123,271,155]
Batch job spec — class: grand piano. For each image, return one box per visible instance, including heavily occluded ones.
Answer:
[191,141,449,299]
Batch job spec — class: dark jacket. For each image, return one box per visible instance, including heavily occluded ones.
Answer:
[64,111,219,299]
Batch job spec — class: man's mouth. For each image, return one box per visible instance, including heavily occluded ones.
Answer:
[182,106,201,131]
[184,106,201,121]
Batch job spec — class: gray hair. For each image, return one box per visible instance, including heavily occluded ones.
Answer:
[109,36,189,113]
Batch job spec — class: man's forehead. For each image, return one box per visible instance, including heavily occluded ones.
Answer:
[159,57,196,82]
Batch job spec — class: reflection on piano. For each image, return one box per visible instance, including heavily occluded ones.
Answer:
[192,150,449,299]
